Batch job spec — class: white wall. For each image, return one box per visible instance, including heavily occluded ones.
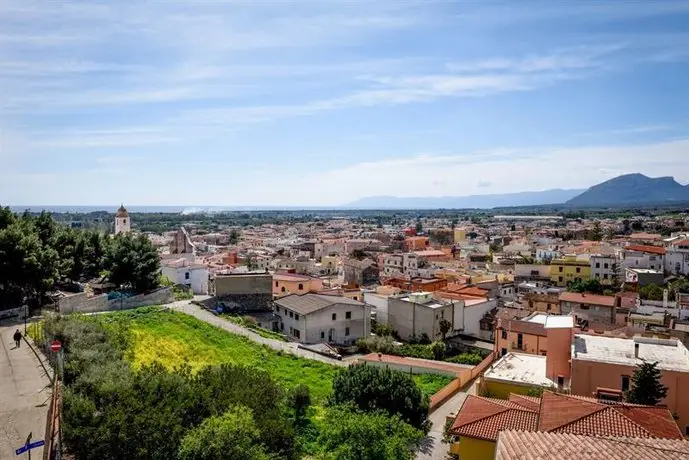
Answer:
[666,249,689,275]
[460,299,497,337]
[162,266,209,294]
[364,292,389,325]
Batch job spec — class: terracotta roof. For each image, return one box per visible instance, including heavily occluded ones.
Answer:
[508,394,541,412]
[559,292,616,307]
[116,204,128,218]
[672,239,689,247]
[450,396,538,441]
[538,392,683,439]
[495,431,689,460]
[626,244,666,255]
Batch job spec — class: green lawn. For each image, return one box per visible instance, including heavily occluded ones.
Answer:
[99,307,449,402]
[412,373,455,397]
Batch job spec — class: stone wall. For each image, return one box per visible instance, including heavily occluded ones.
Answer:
[107,288,173,311]
[0,306,25,321]
[59,292,108,314]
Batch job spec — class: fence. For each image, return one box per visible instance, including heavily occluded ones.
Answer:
[428,351,496,413]
[43,376,61,460]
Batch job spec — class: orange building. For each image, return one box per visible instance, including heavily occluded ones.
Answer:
[495,315,548,356]
[404,236,429,251]
[383,277,448,292]
[273,273,324,297]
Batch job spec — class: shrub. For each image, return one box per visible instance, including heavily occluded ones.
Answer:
[444,353,483,366]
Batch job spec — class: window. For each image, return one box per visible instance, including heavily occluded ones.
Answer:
[345,327,350,336]
[321,331,325,339]
[580,304,590,310]
[603,274,609,279]
[295,314,299,320]
[281,287,286,293]
[501,330,507,340]
[559,267,563,272]
[185,272,190,280]
[517,333,523,349]
[276,307,280,313]
[346,311,351,319]
[546,303,552,311]
[298,283,304,290]
[275,281,279,287]
[557,375,565,387]
[332,313,337,321]
[595,273,600,278]
[558,276,563,282]
[621,375,630,392]
[289,311,293,318]
[595,262,600,268]
[293,329,301,339]
[576,267,581,273]
[353,296,358,301]
[604,263,609,269]
[501,348,507,356]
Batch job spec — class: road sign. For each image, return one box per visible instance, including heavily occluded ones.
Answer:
[50,340,62,353]
[15,440,43,456]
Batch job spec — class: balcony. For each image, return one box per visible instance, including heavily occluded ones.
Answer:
[511,342,526,351]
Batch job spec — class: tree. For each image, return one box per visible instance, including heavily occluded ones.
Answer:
[106,233,161,293]
[566,278,604,295]
[373,323,394,337]
[589,222,603,241]
[229,229,240,244]
[626,361,668,406]
[415,220,423,234]
[318,405,423,460]
[179,406,270,460]
[329,364,429,431]
[430,341,446,360]
[438,319,452,340]
[639,284,664,301]
[349,249,368,261]
[289,384,311,420]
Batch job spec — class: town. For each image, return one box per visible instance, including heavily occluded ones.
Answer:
[2,202,689,459]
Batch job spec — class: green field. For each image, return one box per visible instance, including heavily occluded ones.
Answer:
[100,308,452,401]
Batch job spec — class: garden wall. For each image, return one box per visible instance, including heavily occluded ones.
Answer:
[59,292,108,314]
[428,352,496,413]
[58,288,173,314]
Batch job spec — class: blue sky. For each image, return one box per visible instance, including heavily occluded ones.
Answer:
[1,1,688,206]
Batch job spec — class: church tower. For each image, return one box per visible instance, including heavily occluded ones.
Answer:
[115,204,131,234]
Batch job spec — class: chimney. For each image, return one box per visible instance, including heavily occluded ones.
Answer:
[634,343,640,359]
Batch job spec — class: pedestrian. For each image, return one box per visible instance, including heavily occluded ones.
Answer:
[13,329,22,348]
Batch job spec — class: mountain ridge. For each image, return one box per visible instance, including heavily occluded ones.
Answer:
[565,173,689,207]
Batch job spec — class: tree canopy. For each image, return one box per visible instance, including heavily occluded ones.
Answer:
[626,361,668,406]
[329,364,429,431]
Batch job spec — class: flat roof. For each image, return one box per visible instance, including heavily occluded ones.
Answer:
[573,335,689,372]
[484,353,555,387]
[544,316,574,329]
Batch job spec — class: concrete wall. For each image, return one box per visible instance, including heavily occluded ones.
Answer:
[212,274,272,296]
[462,299,497,337]
[59,288,173,314]
[363,292,389,325]
[0,306,26,320]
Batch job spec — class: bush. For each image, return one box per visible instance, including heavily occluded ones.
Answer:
[242,315,259,328]
[356,335,397,355]
[444,353,483,366]
[329,364,429,431]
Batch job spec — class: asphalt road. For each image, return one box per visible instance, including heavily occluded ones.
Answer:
[0,322,52,460]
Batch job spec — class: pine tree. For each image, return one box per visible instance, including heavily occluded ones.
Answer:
[626,361,668,405]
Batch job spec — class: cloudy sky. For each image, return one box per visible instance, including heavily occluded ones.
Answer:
[1,1,688,206]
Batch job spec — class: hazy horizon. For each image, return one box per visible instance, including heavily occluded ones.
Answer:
[2,2,688,206]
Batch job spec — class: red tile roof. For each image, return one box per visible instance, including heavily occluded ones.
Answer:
[559,292,616,307]
[497,319,546,337]
[672,239,689,247]
[450,396,538,441]
[626,244,666,255]
[539,392,683,439]
[495,431,689,460]
[452,392,683,444]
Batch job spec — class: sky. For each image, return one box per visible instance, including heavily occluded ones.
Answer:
[1,1,688,207]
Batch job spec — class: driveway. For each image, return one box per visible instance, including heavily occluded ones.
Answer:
[417,380,477,460]
[0,322,52,460]
[167,301,348,367]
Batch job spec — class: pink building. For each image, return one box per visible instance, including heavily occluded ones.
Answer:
[571,334,689,434]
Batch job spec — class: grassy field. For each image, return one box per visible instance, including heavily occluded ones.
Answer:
[412,373,454,397]
[99,307,450,402]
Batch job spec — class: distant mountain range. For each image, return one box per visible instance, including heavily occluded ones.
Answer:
[565,173,689,207]
[345,189,585,209]
[346,173,689,209]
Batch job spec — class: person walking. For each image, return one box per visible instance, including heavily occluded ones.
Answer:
[13,329,22,348]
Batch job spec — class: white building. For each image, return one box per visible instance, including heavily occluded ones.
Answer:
[161,258,209,294]
[273,293,371,345]
[589,254,617,284]
[620,245,665,271]
[387,292,463,340]
[115,204,131,235]
[666,238,689,276]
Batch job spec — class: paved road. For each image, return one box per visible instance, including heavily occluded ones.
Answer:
[417,380,477,460]
[167,301,348,367]
[0,323,52,460]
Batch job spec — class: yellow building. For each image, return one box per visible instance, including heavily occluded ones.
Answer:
[550,255,591,287]
[453,228,467,243]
